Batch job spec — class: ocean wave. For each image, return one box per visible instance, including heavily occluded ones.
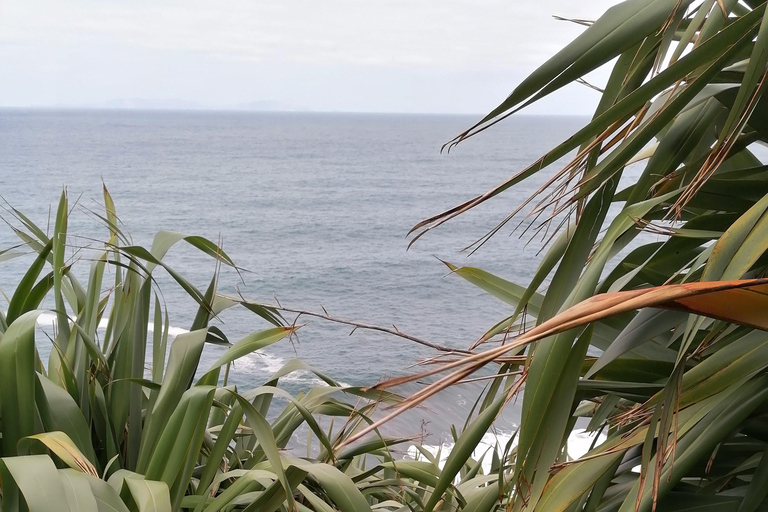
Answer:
[33,312,190,337]
[29,311,350,387]
[233,350,351,387]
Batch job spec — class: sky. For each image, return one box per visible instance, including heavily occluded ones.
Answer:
[0,0,620,115]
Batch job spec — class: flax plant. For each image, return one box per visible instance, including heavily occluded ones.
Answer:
[349,0,768,511]
[0,188,422,512]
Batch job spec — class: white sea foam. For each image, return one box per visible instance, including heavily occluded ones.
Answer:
[29,311,348,387]
[32,312,189,337]
[235,350,352,387]
[407,428,606,476]
[35,312,59,329]
[407,431,514,476]
[258,351,292,375]
[145,322,190,337]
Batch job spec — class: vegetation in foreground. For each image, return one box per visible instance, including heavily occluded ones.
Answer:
[7,0,768,511]
[0,190,418,512]
[379,0,768,510]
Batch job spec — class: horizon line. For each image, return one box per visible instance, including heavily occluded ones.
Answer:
[0,104,592,117]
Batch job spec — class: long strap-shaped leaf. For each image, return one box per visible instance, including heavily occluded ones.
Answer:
[342,278,768,446]
[409,5,764,245]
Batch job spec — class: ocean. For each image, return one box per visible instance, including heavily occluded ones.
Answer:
[0,109,588,445]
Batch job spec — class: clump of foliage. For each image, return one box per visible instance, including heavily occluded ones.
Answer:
[0,189,435,512]
[350,0,768,511]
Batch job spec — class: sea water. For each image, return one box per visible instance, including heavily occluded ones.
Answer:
[0,109,589,447]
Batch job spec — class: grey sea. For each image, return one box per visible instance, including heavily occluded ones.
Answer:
[0,109,587,445]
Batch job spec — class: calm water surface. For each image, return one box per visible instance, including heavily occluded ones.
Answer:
[0,109,588,442]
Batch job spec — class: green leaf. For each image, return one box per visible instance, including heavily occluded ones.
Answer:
[444,262,543,315]
[423,392,508,512]
[122,477,172,512]
[231,392,296,511]
[143,386,216,510]
[0,455,72,512]
[198,326,292,385]
[586,309,686,377]
[137,328,208,472]
[52,189,72,348]
[284,455,374,512]
[6,241,52,324]
[58,469,99,512]
[0,311,42,456]
[737,449,768,512]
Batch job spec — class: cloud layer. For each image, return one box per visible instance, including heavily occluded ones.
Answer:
[0,0,619,114]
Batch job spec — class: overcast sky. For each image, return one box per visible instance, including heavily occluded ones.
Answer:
[0,0,620,114]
